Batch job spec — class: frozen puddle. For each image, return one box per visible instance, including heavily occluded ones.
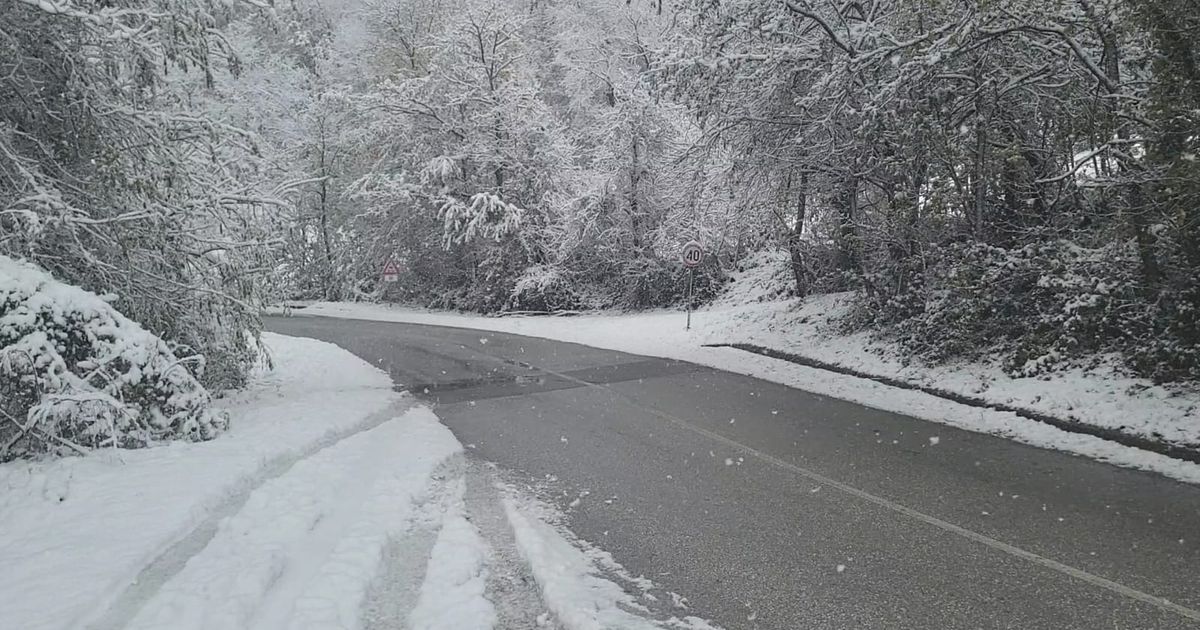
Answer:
[86,405,720,630]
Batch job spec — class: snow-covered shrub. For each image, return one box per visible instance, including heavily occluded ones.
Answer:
[848,240,1154,377]
[1132,286,1200,383]
[509,265,584,312]
[613,255,725,310]
[0,257,228,461]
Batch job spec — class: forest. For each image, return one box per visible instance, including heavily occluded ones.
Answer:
[3,0,1199,456]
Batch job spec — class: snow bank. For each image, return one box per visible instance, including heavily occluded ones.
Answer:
[0,255,225,460]
[709,249,795,307]
[288,301,1200,485]
[126,407,461,630]
[409,478,495,630]
[0,333,403,630]
[706,292,1200,449]
[501,494,719,630]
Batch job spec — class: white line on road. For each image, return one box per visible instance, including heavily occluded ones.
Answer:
[536,365,1200,625]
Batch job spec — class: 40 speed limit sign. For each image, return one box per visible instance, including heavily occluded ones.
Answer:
[681,241,704,267]
[680,241,704,330]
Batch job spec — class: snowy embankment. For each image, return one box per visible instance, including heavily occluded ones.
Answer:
[0,332,723,630]
[286,263,1200,485]
[0,333,409,630]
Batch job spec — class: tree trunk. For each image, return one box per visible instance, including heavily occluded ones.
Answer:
[836,175,860,273]
[317,125,337,301]
[788,171,809,297]
[1089,4,1162,291]
[629,133,643,251]
[972,115,988,239]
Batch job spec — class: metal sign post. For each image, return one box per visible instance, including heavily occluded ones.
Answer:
[681,241,703,331]
[686,266,695,330]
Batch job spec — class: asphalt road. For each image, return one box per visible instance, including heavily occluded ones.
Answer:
[265,315,1200,630]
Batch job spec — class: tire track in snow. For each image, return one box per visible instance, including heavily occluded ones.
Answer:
[283,436,463,630]
[361,457,464,630]
[247,425,399,630]
[407,475,495,630]
[463,462,562,630]
[359,519,439,630]
[86,399,415,630]
[113,406,461,630]
[364,458,560,630]
[493,478,721,630]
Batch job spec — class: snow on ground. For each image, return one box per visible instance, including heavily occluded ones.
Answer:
[1,332,724,630]
[286,265,1200,485]
[0,333,403,630]
[123,408,459,630]
[707,251,1199,450]
[503,492,661,630]
[408,478,495,630]
[501,491,720,630]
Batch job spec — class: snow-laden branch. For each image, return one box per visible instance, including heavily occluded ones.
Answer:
[439,192,524,248]
[785,1,856,57]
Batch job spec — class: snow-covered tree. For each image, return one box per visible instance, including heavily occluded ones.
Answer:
[1,0,283,389]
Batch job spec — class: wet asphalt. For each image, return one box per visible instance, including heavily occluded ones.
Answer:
[265,315,1200,630]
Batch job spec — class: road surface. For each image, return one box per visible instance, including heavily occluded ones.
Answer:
[265,315,1200,630]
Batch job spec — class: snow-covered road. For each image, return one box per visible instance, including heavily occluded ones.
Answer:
[0,333,721,630]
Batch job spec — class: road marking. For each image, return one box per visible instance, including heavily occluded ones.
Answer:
[534,365,1200,624]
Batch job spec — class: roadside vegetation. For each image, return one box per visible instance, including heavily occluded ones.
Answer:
[2,0,1198,458]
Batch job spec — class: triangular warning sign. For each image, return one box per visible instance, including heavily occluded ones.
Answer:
[382,259,401,275]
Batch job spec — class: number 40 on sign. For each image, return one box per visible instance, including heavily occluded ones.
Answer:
[681,241,704,268]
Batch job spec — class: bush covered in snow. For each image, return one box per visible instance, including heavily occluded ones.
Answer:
[504,256,727,313]
[509,265,585,312]
[1,257,228,461]
[849,240,1199,382]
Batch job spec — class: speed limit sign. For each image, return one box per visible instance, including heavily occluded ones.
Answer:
[681,241,704,267]
[680,241,704,330]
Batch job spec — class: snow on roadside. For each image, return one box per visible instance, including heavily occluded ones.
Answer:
[501,493,721,630]
[713,250,1200,450]
[408,478,496,630]
[127,407,460,630]
[708,292,1200,448]
[286,303,1200,485]
[0,333,404,630]
[288,411,462,630]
